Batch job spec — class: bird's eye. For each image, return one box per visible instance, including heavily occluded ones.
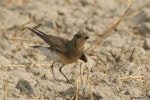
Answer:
[75,34,80,38]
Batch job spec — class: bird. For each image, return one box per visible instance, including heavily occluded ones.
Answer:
[27,27,89,83]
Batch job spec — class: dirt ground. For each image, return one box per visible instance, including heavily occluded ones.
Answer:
[0,0,150,100]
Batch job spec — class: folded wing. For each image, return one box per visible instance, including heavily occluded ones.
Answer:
[27,27,68,53]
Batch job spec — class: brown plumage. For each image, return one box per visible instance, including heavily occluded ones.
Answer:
[27,27,89,83]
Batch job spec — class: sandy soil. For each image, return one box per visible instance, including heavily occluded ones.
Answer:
[0,0,150,100]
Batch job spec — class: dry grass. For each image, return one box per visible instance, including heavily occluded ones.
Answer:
[118,61,144,83]
[4,81,8,100]
[80,63,84,85]
[86,3,149,54]
[2,2,150,100]
[70,64,79,100]
[96,6,131,45]
[75,76,79,100]
[90,81,94,100]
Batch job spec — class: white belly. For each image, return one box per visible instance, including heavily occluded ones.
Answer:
[36,46,61,62]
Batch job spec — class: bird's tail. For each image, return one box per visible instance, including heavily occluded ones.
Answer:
[30,46,41,49]
[30,46,48,51]
[30,46,52,57]
[27,27,47,40]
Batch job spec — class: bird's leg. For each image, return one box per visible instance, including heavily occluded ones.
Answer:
[50,62,57,80]
[59,65,71,83]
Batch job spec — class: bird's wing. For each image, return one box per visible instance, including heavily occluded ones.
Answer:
[27,27,68,53]
[46,35,68,53]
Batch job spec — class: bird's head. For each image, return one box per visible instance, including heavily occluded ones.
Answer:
[72,31,89,50]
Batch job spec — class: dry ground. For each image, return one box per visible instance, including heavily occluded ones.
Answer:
[0,0,150,100]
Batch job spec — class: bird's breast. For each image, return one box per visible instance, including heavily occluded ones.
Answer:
[59,51,82,64]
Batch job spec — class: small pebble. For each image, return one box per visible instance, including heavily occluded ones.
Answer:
[16,79,34,96]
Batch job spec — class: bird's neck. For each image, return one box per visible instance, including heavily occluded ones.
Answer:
[66,41,83,58]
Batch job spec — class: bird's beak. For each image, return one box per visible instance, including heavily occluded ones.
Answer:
[82,36,89,40]
[85,36,89,39]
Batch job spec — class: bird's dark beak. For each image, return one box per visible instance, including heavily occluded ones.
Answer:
[85,36,89,39]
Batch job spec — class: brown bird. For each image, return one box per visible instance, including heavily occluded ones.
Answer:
[27,27,89,83]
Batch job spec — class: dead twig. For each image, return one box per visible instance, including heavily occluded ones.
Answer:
[80,63,83,85]
[85,5,131,53]
[90,81,94,100]
[129,48,135,62]
[86,68,89,85]
[70,94,75,100]
[86,3,148,53]
[4,80,8,100]
[75,75,79,100]
[125,3,150,16]
[119,75,144,82]
[93,5,132,46]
